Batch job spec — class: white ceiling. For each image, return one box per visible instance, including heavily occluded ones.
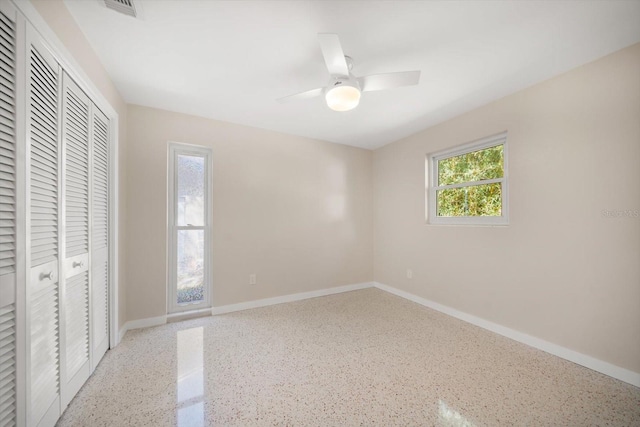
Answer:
[63,0,640,150]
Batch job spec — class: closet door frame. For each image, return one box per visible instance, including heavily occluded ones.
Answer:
[11,1,121,426]
[13,0,120,352]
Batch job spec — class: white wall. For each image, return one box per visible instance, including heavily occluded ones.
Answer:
[373,43,640,373]
[35,0,639,377]
[126,105,373,321]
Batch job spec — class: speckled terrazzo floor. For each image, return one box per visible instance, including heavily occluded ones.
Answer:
[57,288,640,426]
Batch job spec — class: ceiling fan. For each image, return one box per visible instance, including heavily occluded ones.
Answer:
[277,33,421,112]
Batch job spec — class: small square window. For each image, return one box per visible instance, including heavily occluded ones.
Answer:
[427,133,508,225]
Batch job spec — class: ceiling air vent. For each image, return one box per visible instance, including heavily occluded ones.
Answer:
[104,0,137,18]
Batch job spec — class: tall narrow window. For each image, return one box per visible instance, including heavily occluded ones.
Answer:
[168,143,212,313]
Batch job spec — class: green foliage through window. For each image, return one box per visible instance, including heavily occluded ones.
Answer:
[438,145,503,186]
[437,183,502,217]
[436,144,504,217]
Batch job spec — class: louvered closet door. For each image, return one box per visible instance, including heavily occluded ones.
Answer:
[90,108,109,369]
[0,3,17,426]
[27,33,61,427]
[60,73,91,407]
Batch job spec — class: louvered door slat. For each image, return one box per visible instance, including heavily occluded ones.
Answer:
[0,165,13,179]
[30,126,56,156]
[0,47,12,65]
[29,85,57,120]
[0,119,14,136]
[29,283,59,424]
[66,231,88,239]
[30,52,56,91]
[0,7,14,277]
[0,243,15,255]
[0,90,11,108]
[30,161,55,182]
[0,143,13,157]
[92,112,108,252]
[0,98,13,115]
[65,149,88,165]
[0,27,14,51]
[64,83,89,259]
[31,233,56,244]
[0,104,13,124]
[30,47,58,267]
[30,179,56,194]
[0,5,15,426]
[0,50,14,71]
[66,218,88,226]
[30,127,57,157]
[66,198,88,208]
[0,38,14,57]
[66,152,88,169]
[0,82,13,98]
[65,113,87,135]
[66,180,88,192]
[0,84,13,103]
[30,138,56,168]
[0,102,14,119]
[0,76,13,96]
[92,259,108,355]
[28,35,61,427]
[0,305,15,427]
[91,108,109,367]
[64,271,89,378]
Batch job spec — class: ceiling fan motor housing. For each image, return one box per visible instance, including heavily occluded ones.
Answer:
[325,76,361,111]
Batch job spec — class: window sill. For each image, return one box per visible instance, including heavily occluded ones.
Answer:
[426,218,509,227]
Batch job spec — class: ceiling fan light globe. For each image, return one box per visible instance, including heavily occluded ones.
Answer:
[325,85,361,112]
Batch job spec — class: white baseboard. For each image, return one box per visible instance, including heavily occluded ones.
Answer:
[118,315,167,341]
[167,307,212,323]
[373,282,640,388]
[211,282,374,315]
[118,282,374,340]
[117,326,127,344]
[115,280,639,387]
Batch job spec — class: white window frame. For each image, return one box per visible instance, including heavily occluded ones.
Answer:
[427,132,509,226]
[167,142,212,314]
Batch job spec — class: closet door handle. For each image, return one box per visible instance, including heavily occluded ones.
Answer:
[73,261,84,268]
[40,271,54,281]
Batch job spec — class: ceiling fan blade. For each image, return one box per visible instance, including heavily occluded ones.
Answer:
[318,33,350,77]
[358,70,421,92]
[277,87,324,103]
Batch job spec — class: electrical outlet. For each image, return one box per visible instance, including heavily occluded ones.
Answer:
[406,269,413,279]
[249,274,256,285]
